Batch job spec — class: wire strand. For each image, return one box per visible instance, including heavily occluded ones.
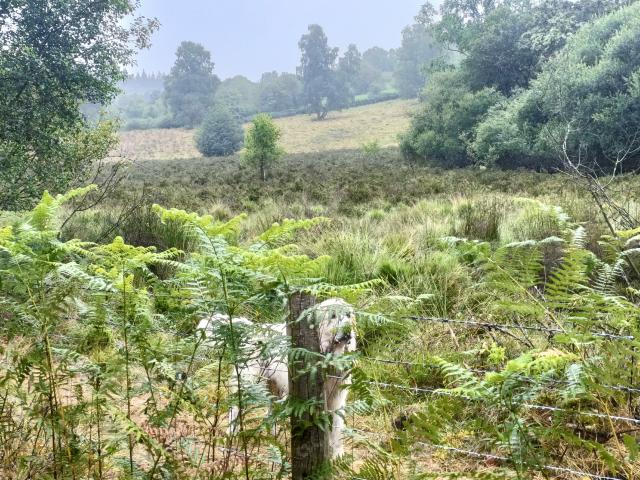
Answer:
[360,355,640,394]
[405,315,635,341]
[343,376,640,425]
[349,428,624,480]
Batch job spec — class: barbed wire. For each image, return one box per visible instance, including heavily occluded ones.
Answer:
[350,428,624,480]
[339,376,640,425]
[360,355,640,394]
[405,315,635,341]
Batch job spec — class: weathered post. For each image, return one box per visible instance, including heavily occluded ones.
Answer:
[288,292,329,479]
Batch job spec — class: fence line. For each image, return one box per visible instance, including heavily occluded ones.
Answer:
[405,315,635,341]
[361,355,640,394]
[337,376,640,425]
[350,428,624,480]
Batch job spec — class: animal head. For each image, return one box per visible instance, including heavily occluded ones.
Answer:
[315,298,357,355]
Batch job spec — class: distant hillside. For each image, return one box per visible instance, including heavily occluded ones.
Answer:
[115,99,416,161]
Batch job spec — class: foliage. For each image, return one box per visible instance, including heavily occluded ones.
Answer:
[164,41,221,128]
[0,0,157,210]
[243,114,285,181]
[418,0,631,94]
[298,24,349,120]
[0,189,370,479]
[401,70,504,167]
[471,1,640,170]
[112,91,173,130]
[394,24,443,98]
[363,47,396,74]
[337,44,364,100]
[402,0,637,170]
[196,104,244,157]
[258,72,305,114]
[214,75,260,118]
[0,118,121,211]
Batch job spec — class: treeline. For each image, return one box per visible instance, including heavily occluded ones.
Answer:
[401,0,640,172]
[112,21,443,130]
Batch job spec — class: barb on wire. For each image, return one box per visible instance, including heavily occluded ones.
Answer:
[406,315,635,341]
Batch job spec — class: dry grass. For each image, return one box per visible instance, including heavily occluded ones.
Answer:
[115,100,416,161]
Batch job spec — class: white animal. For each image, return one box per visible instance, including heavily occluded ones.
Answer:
[196,298,357,458]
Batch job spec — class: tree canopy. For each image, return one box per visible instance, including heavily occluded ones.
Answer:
[243,114,285,181]
[0,0,157,210]
[298,24,348,120]
[394,24,442,98]
[472,1,640,170]
[401,0,637,169]
[164,41,220,128]
[196,104,244,157]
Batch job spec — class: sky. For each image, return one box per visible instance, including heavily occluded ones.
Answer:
[133,0,426,81]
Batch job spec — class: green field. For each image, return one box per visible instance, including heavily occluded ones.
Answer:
[5,99,640,479]
[6,1,640,478]
[116,99,415,161]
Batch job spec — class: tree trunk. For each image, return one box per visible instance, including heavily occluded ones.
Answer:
[260,159,266,182]
[288,292,329,480]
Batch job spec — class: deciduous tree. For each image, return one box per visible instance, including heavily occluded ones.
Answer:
[164,41,220,128]
[243,114,285,181]
[298,25,346,120]
[0,0,157,210]
[196,105,244,157]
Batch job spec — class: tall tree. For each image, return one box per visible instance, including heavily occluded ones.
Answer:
[394,24,442,98]
[0,0,158,210]
[258,72,303,113]
[338,44,364,98]
[363,47,395,73]
[298,24,346,120]
[164,41,220,128]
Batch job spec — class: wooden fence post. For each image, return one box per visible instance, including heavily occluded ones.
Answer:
[288,292,329,479]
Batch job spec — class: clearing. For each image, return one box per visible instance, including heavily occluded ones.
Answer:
[115,99,416,161]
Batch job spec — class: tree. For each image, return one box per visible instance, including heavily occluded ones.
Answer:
[394,24,442,98]
[338,44,364,98]
[363,47,395,73]
[196,105,244,157]
[298,24,347,120]
[214,75,260,118]
[471,1,640,170]
[400,69,503,167]
[418,0,634,94]
[164,41,220,128]
[258,72,304,113]
[243,114,285,181]
[0,0,157,211]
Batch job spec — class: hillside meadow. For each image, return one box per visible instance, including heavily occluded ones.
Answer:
[6,0,640,478]
[115,100,415,161]
[4,100,640,479]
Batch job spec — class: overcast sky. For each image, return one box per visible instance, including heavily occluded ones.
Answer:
[133,0,427,81]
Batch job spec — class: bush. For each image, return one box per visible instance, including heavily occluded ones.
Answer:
[196,105,244,157]
[471,2,640,171]
[400,70,504,168]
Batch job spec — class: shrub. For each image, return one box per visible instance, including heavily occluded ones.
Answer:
[196,105,244,157]
[400,70,504,168]
[472,2,640,171]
